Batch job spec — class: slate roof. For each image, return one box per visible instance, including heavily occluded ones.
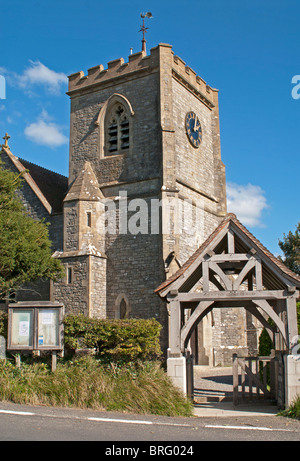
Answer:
[19,158,68,213]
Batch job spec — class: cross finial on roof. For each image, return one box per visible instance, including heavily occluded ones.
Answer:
[2,133,10,148]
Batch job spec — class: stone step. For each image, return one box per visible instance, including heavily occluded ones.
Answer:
[193,389,232,403]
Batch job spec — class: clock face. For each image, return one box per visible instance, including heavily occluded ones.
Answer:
[185,112,202,148]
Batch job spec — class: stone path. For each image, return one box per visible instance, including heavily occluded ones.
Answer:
[193,366,233,403]
[192,365,279,416]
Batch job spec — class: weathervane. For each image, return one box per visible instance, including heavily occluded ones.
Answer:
[139,12,153,53]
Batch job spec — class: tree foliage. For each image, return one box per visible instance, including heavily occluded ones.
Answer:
[0,155,64,298]
[278,222,300,276]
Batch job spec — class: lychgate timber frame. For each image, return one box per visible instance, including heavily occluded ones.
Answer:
[155,214,300,403]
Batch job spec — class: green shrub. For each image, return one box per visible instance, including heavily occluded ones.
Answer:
[258,319,274,357]
[63,314,162,362]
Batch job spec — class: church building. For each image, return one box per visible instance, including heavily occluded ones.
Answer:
[1,43,262,365]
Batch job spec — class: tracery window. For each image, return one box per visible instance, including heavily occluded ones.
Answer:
[106,103,130,155]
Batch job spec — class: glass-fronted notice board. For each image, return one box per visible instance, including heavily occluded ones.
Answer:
[8,302,64,351]
[10,309,34,348]
[38,309,59,347]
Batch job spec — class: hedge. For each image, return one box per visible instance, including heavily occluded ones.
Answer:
[63,314,162,361]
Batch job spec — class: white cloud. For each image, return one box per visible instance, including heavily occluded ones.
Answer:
[24,111,68,148]
[226,182,269,227]
[2,61,67,95]
[18,61,67,93]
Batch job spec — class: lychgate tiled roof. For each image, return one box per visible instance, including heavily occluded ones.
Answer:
[155,213,300,296]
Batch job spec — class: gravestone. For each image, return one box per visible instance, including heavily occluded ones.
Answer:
[0,335,6,359]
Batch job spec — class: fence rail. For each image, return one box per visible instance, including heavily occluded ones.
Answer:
[232,351,278,405]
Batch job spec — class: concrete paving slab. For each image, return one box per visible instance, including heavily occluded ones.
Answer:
[193,401,279,417]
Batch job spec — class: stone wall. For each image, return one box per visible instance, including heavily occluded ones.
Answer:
[284,354,300,407]
[52,256,89,316]
[68,72,160,186]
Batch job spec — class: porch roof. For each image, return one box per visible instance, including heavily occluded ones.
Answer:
[155,213,300,297]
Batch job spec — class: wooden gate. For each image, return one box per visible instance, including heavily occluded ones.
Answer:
[232,351,279,405]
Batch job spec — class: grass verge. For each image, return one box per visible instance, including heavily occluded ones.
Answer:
[0,356,193,417]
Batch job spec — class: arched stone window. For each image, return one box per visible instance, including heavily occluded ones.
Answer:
[114,294,131,319]
[95,93,134,158]
[106,103,130,155]
[119,298,127,319]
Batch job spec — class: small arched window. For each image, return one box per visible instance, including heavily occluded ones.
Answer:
[114,294,131,319]
[106,103,130,155]
[119,299,127,319]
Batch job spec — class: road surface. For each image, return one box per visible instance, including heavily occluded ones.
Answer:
[0,401,299,443]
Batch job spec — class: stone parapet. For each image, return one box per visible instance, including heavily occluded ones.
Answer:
[172,54,216,109]
[67,43,216,111]
[67,46,161,95]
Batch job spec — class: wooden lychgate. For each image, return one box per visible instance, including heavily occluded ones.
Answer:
[155,213,300,407]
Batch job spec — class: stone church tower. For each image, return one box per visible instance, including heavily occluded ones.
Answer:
[52,43,227,355]
[1,43,235,362]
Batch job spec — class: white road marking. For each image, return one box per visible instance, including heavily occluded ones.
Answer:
[0,408,192,428]
[88,417,153,425]
[0,409,35,416]
[0,408,294,432]
[88,417,192,427]
[205,424,292,432]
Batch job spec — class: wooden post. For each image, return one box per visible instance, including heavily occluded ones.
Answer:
[255,258,263,290]
[233,354,239,406]
[51,351,57,372]
[15,354,21,368]
[228,229,235,253]
[202,261,209,292]
[168,296,181,356]
[286,296,298,352]
[241,361,245,400]
[186,351,194,401]
[248,358,253,400]
[256,358,260,397]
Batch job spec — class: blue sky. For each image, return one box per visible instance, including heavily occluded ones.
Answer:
[0,0,299,255]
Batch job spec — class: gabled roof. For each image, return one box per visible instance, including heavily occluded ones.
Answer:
[20,158,68,213]
[1,145,68,214]
[155,213,300,297]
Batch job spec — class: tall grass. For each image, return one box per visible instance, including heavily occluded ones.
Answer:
[0,357,193,417]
